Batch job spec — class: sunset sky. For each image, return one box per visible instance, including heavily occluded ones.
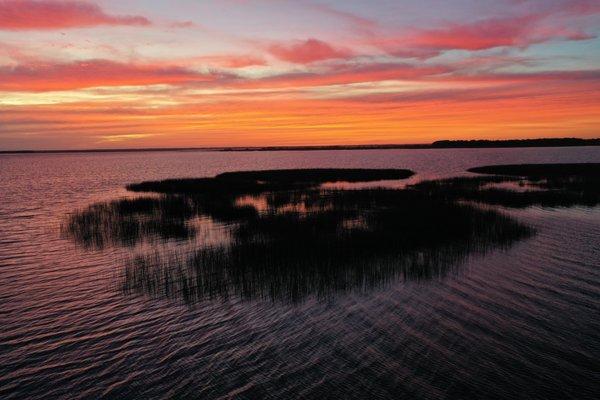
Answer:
[0,0,599,150]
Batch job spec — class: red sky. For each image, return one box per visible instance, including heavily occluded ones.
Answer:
[0,0,599,149]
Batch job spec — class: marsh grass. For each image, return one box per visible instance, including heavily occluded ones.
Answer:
[119,188,532,303]
[62,195,196,249]
[123,219,530,304]
[65,165,600,303]
[461,163,600,208]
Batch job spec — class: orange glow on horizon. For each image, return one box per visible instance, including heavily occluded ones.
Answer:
[0,0,599,150]
[2,88,598,149]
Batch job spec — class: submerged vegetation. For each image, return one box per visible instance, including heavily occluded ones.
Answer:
[63,165,600,303]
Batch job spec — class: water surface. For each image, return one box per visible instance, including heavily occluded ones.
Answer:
[1,147,599,399]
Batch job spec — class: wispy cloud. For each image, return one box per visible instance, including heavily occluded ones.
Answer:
[377,14,595,59]
[0,0,150,30]
[0,59,228,91]
[235,62,450,89]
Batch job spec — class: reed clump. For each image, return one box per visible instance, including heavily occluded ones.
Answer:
[65,164,600,303]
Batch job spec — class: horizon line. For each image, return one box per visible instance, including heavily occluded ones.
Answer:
[1,137,599,155]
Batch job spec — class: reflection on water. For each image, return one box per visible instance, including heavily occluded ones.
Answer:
[64,169,537,303]
[4,151,600,400]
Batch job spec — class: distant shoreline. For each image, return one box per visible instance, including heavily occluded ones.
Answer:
[1,138,599,155]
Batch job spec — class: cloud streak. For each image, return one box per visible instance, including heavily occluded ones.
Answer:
[377,13,595,58]
[0,0,150,30]
[235,62,450,89]
[0,60,227,91]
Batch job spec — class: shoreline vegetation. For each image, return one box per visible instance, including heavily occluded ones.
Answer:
[3,138,600,154]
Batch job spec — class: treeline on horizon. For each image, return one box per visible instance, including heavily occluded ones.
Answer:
[2,137,599,154]
[430,138,600,148]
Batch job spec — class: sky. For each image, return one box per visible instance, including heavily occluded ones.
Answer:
[0,0,599,150]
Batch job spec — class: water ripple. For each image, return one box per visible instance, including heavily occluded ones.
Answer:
[1,149,599,399]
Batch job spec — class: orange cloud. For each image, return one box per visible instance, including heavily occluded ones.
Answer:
[0,0,150,30]
[268,38,353,64]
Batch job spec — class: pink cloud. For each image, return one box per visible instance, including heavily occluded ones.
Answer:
[0,57,446,93]
[409,16,539,51]
[0,59,227,91]
[379,13,595,58]
[0,0,150,30]
[268,38,353,64]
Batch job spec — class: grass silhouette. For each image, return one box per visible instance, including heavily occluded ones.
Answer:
[66,164,600,303]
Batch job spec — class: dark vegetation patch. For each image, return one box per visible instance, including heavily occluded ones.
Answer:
[467,163,600,177]
[62,196,196,249]
[64,164,600,302]
[126,168,414,195]
[122,192,530,303]
[432,138,600,148]
[64,168,544,303]
[409,176,600,208]
[457,163,600,208]
[216,168,414,183]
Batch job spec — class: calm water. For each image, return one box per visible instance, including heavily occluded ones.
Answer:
[1,147,599,399]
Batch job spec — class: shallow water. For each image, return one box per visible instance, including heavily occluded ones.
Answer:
[1,147,599,399]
